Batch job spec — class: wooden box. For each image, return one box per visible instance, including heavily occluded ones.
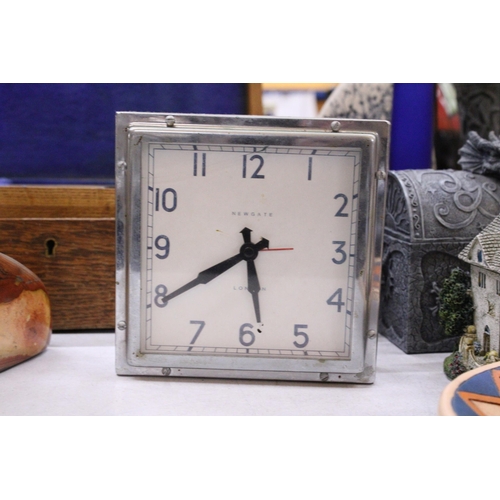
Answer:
[0,186,115,331]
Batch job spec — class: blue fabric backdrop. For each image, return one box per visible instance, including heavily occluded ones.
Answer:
[0,84,248,183]
[390,83,435,170]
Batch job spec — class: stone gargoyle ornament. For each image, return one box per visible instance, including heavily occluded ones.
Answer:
[0,253,52,371]
[458,131,500,177]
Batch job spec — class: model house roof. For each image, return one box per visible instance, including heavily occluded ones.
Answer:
[459,215,500,272]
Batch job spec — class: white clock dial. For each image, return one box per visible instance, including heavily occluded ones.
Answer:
[140,143,360,360]
[116,113,389,383]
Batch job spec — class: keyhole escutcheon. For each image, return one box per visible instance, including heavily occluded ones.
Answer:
[45,238,57,257]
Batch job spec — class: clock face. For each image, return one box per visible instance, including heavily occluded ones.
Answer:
[116,113,389,382]
[141,143,359,359]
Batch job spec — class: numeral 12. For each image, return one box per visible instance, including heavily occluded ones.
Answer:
[242,154,265,179]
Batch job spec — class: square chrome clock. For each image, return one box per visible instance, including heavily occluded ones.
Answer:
[115,113,389,383]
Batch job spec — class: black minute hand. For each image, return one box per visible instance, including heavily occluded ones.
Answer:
[247,259,262,323]
[162,252,244,304]
[240,230,269,323]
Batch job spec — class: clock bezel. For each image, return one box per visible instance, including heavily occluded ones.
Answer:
[115,113,389,383]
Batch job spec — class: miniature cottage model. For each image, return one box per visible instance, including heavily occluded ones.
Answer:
[459,214,500,359]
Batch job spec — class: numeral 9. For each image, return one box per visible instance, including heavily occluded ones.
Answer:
[155,235,170,259]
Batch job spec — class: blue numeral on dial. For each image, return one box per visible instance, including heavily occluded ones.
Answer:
[327,288,345,312]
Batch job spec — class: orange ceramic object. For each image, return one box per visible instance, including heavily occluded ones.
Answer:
[0,252,52,371]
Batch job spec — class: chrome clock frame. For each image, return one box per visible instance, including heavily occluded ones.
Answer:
[115,113,389,383]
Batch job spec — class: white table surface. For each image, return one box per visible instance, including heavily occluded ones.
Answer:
[0,332,450,416]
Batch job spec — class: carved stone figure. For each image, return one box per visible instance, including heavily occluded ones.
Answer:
[458,131,500,178]
[455,83,500,140]
[380,169,500,353]
[319,83,394,121]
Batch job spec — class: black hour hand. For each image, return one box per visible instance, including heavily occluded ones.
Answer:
[162,252,244,303]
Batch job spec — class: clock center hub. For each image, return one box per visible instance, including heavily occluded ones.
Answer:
[240,243,259,261]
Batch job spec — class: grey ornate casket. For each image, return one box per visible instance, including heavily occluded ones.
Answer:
[379,169,500,353]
